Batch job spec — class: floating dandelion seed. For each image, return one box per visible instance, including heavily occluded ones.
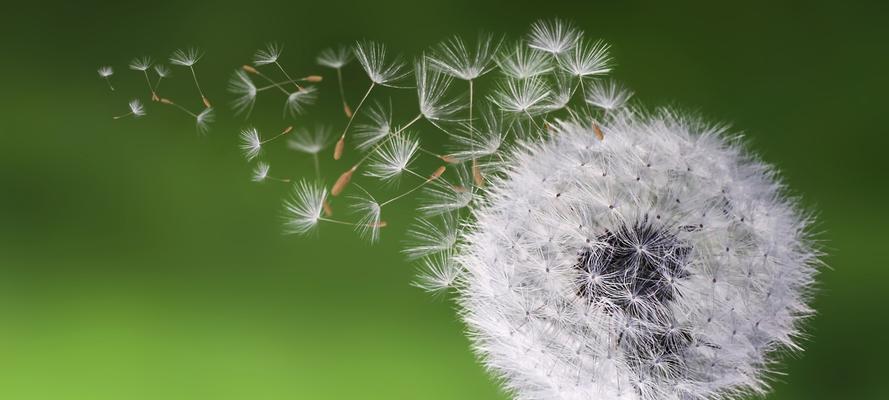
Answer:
[416,57,464,122]
[317,45,355,117]
[497,42,554,80]
[239,127,263,161]
[129,56,152,71]
[98,66,114,91]
[353,100,393,151]
[527,18,583,55]
[284,86,318,117]
[489,77,551,117]
[283,180,328,235]
[170,47,211,107]
[354,40,410,87]
[252,161,271,182]
[228,70,258,117]
[289,125,333,180]
[558,38,612,78]
[253,42,283,66]
[195,107,214,134]
[113,99,146,119]
[365,133,420,181]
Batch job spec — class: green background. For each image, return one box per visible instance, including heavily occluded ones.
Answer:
[2,0,887,398]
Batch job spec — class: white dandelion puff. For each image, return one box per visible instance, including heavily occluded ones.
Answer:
[354,40,410,87]
[428,33,502,81]
[558,38,612,78]
[585,79,635,111]
[169,47,203,67]
[195,107,214,134]
[253,42,283,66]
[353,100,393,151]
[365,133,420,181]
[129,56,152,71]
[284,86,318,117]
[239,127,263,161]
[283,180,327,235]
[228,70,258,117]
[316,45,353,69]
[497,43,553,80]
[416,57,464,121]
[527,18,583,55]
[252,161,271,182]
[488,77,551,117]
[454,109,819,400]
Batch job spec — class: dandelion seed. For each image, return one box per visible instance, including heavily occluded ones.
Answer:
[414,251,461,293]
[404,215,457,259]
[416,57,463,121]
[170,47,211,107]
[497,43,553,80]
[153,64,171,92]
[543,73,576,111]
[113,99,146,119]
[318,45,355,118]
[317,45,353,69]
[354,40,409,87]
[365,133,419,181]
[447,107,505,161]
[239,127,263,161]
[527,18,583,55]
[129,56,152,71]
[354,100,393,151]
[283,180,327,235]
[418,165,474,216]
[195,107,214,134]
[558,38,612,78]
[585,79,634,111]
[428,33,502,81]
[488,77,551,117]
[351,193,383,242]
[253,42,283,66]
[288,125,332,155]
[228,70,258,117]
[252,161,271,182]
[98,66,114,91]
[284,86,318,117]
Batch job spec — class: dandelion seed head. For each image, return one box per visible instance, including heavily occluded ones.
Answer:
[169,47,203,67]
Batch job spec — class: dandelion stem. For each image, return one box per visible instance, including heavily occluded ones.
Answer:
[336,68,351,117]
[189,66,210,108]
[380,168,441,207]
[104,77,115,91]
[338,82,375,140]
[313,153,321,181]
[260,126,294,145]
[274,61,305,91]
[159,98,198,118]
[142,70,158,101]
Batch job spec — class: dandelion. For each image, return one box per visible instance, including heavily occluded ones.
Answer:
[170,47,211,107]
[253,42,282,66]
[153,64,171,92]
[413,251,461,293]
[428,33,502,81]
[353,100,393,151]
[317,45,354,117]
[497,43,553,80]
[98,66,114,91]
[251,161,271,182]
[527,18,583,55]
[585,79,634,112]
[284,86,318,117]
[351,192,383,242]
[113,99,146,119]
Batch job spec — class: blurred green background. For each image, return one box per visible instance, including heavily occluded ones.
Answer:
[2,0,887,399]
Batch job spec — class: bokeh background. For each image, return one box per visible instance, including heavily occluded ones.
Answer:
[2,0,887,399]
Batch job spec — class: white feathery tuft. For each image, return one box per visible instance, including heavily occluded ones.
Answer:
[497,43,553,80]
[253,43,283,66]
[585,79,635,111]
[169,47,203,67]
[239,127,263,161]
[195,107,214,134]
[252,161,271,182]
[353,100,393,151]
[317,45,354,69]
[98,66,114,77]
[283,180,327,235]
[228,70,258,117]
[128,99,145,117]
[428,33,502,81]
[354,40,410,87]
[527,18,583,55]
[288,125,332,155]
[129,56,152,71]
[365,133,420,181]
[416,57,464,121]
